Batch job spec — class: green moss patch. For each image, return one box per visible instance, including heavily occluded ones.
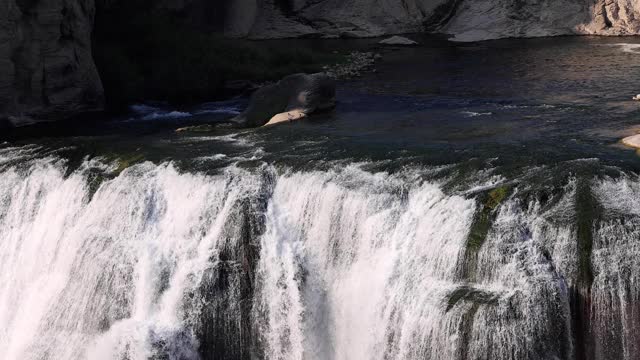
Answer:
[467,185,510,252]
[114,153,145,174]
[463,185,511,280]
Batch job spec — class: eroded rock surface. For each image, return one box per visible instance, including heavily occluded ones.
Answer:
[444,0,640,41]
[0,0,103,125]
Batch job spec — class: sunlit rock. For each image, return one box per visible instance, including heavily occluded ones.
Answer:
[622,134,640,149]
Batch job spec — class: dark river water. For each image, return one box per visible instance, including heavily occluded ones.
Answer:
[2,36,640,360]
[4,36,640,177]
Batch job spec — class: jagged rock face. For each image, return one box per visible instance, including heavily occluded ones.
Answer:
[0,0,103,125]
[443,0,593,41]
[207,0,451,38]
[582,0,640,35]
[215,0,640,40]
[444,0,640,41]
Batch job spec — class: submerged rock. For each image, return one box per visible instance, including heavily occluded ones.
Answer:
[231,73,336,128]
[379,36,418,46]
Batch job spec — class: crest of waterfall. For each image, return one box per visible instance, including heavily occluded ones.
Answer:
[0,149,265,360]
[252,168,576,360]
[2,145,640,360]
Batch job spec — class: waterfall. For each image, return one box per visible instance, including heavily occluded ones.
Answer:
[0,150,264,360]
[1,146,640,360]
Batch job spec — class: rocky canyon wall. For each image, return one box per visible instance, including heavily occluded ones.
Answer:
[443,0,640,41]
[0,0,103,126]
[212,0,640,40]
[0,0,639,124]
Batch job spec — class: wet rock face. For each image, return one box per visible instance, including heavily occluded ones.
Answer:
[0,0,103,125]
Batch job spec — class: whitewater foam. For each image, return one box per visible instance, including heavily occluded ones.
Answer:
[2,155,640,359]
[610,43,640,54]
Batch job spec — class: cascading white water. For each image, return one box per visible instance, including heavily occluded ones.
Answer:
[1,145,639,360]
[591,174,640,360]
[252,168,576,360]
[0,149,263,360]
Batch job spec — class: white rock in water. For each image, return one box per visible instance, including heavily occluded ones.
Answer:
[379,36,418,46]
[633,94,640,101]
[622,134,640,149]
[264,109,307,126]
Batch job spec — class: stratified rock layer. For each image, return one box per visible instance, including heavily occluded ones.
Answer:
[0,0,103,125]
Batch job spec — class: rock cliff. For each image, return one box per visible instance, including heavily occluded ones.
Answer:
[0,0,103,126]
[213,0,640,40]
[443,0,640,41]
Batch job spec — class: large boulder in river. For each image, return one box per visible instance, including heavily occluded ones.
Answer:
[232,73,336,127]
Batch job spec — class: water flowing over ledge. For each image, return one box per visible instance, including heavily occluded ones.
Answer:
[1,146,640,360]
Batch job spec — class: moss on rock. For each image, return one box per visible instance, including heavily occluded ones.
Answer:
[463,185,511,280]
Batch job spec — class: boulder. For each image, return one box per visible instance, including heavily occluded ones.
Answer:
[633,94,640,101]
[231,73,336,128]
[379,36,419,46]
